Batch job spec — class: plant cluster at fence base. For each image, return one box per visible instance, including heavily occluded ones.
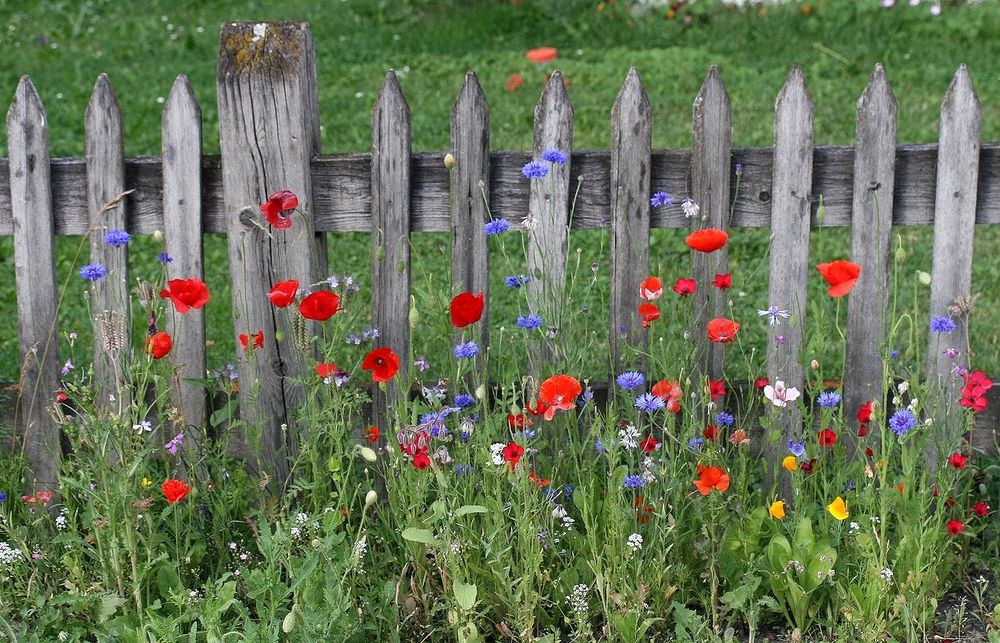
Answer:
[0,153,997,642]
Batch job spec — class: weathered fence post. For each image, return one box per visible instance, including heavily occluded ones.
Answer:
[7,76,61,493]
[371,71,412,432]
[844,65,896,452]
[217,22,322,485]
[162,74,207,457]
[765,66,813,493]
[609,68,652,376]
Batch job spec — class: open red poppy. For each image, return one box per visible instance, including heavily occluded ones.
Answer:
[709,379,727,400]
[502,441,525,471]
[651,379,683,413]
[450,291,484,328]
[162,479,191,504]
[538,374,582,421]
[638,302,660,328]
[365,426,380,443]
[160,278,210,314]
[239,331,264,352]
[816,260,861,297]
[145,331,172,360]
[640,276,663,300]
[412,452,430,470]
[505,73,523,92]
[268,279,299,308]
[673,278,697,296]
[299,290,340,321]
[525,47,557,63]
[315,362,337,378]
[362,347,400,382]
[260,190,298,229]
[693,465,730,495]
[712,273,732,290]
[818,428,838,447]
[685,228,729,253]
[707,318,740,343]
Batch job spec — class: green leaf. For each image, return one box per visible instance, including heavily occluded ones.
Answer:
[454,505,488,518]
[453,581,477,611]
[97,594,126,624]
[157,565,183,599]
[792,517,815,557]
[401,527,437,545]
[210,398,239,428]
[287,552,319,596]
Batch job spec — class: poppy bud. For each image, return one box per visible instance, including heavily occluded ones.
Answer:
[815,195,826,223]
[475,385,486,400]
[443,153,455,169]
[153,229,164,242]
[282,608,297,633]
[917,270,931,285]
[365,490,377,507]
[896,243,906,262]
[810,359,819,370]
[275,330,285,342]
[359,447,377,462]
[409,296,419,329]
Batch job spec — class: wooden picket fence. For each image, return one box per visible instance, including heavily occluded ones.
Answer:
[2,22,997,490]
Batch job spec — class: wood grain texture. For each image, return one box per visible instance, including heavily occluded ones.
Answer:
[217,22,322,483]
[844,65,896,450]
[85,74,130,406]
[162,75,207,450]
[450,72,490,375]
[765,67,813,490]
[690,66,731,384]
[7,76,61,492]
[609,68,652,375]
[370,71,412,429]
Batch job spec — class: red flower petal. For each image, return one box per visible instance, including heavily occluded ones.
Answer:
[268,280,299,308]
[816,260,861,298]
[449,291,485,328]
[685,228,729,253]
[299,290,341,321]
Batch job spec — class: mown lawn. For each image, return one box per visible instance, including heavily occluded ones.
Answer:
[0,0,998,383]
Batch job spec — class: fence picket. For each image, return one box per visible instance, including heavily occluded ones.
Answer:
[609,68,652,375]
[926,66,980,453]
[7,76,61,492]
[844,65,896,449]
[371,71,412,429]
[217,22,322,483]
[85,74,129,405]
[765,67,814,489]
[450,72,490,378]
[690,66,732,384]
[162,75,207,451]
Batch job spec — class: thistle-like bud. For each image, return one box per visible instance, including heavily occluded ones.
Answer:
[443,153,455,169]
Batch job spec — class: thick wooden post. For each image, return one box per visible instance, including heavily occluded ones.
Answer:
[217,22,322,484]
[7,76,61,493]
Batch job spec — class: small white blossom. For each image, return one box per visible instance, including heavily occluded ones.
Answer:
[627,533,643,551]
[0,542,23,565]
[618,424,641,450]
[880,567,893,580]
[565,584,589,614]
[681,198,700,219]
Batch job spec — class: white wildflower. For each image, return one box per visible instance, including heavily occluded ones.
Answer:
[618,424,640,450]
[627,533,643,552]
[681,198,700,219]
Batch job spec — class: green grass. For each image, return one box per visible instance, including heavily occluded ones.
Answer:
[0,0,998,382]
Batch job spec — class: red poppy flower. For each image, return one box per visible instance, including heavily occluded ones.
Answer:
[635,495,654,524]
[525,399,549,417]
[145,331,172,360]
[365,426,380,443]
[505,73,523,92]
[858,424,869,437]
[816,260,861,298]
[673,278,697,296]
[268,279,299,308]
[640,435,660,453]
[239,331,264,352]
[362,347,400,382]
[450,291,484,328]
[693,465,730,495]
[946,519,964,536]
[502,441,525,471]
[962,371,992,398]
[160,278,210,314]
[857,401,874,423]
[709,379,726,400]
[162,479,191,504]
[651,379,683,413]
[298,291,340,321]
[818,428,838,447]
[638,302,660,328]
[538,374,582,421]
[865,447,874,458]
[973,501,990,517]
[315,362,337,378]
[801,458,817,474]
[260,190,298,229]
[753,377,769,390]
[946,497,957,508]
[55,390,69,404]
[507,413,532,429]
[640,276,663,300]
[712,273,732,289]
[707,318,740,343]
[703,425,718,442]
[528,471,551,487]
[947,452,967,470]
[685,228,729,253]
[960,394,988,413]
[525,46,557,63]
[412,452,431,470]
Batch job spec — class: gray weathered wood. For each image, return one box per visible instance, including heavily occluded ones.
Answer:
[450,72,490,375]
[370,71,412,428]
[690,66,731,384]
[526,71,573,369]
[765,67,813,491]
[162,75,207,449]
[609,68,652,375]
[7,76,61,493]
[925,66,980,453]
[85,74,130,406]
[217,22,322,484]
[844,65,896,448]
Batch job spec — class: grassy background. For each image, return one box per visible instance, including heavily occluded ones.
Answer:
[0,0,998,382]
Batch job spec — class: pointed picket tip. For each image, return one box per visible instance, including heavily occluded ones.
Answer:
[536,70,573,113]
[776,65,813,109]
[857,64,896,114]
[696,65,730,106]
[375,70,410,115]
[941,64,979,113]
[452,70,488,115]
[613,67,650,114]
[7,75,46,128]
[165,74,200,115]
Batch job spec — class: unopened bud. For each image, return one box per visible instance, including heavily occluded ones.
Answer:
[917,270,931,285]
[282,608,297,633]
[153,229,164,243]
[409,296,420,329]
[365,490,378,507]
[475,384,486,400]
[443,153,455,169]
[810,359,819,370]
[359,447,377,462]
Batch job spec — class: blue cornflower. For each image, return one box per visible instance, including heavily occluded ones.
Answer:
[787,440,806,457]
[616,371,645,391]
[889,409,917,437]
[543,488,560,502]
[930,316,957,334]
[453,342,479,359]
[484,218,510,235]
[845,479,856,491]
[454,463,472,477]
[715,411,734,427]
[578,387,594,407]
[504,274,530,288]
[635,392,665,413]
[817,391,842,408]
[688,437,705,452]
[522,161,549,179]
[563,484,574,502]
[454,393,475,408]
[541,149,568,165]
[420,407,459,437]
[650,191,673,208]
[623,474,645,489]
[0,492,5,502]
[79,263,107,281]
[516,314,543,330]
[103,228,130,247]
[594,439,606,454]
[157,252,173,264]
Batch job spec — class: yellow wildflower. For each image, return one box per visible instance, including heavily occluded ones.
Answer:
[769,500,786,520]
[827,496,849,521]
